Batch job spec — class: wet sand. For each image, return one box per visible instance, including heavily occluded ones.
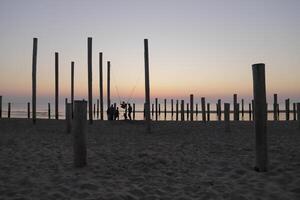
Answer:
[0,119,299,200]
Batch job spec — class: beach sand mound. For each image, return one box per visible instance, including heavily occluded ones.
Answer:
[0,119,299,199]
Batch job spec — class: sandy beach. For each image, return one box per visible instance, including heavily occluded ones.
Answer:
[0,119,299,200]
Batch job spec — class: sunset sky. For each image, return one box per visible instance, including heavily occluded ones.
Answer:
[0,0,299,107]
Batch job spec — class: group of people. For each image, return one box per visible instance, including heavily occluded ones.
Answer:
[107,101,133,120]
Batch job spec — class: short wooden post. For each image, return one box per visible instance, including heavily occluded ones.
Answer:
[241,99,244,119]
[8,103,11,118]
[48,103,51,119]
[87,37,93,124]
[186,103,189,120]
[293,103,296,121]
[285,99,290,121]
[252,63,268,172]
[297,103,300,129]
[26,102,30,119]
[236,103,240,121]
[171,99,174,116]
[224,103,230,132]
[196,103,198,116]
[273,94,278,120]
[93,104,96,117]
[159,103,161,116]
[201,97,206,122]
[181,100,184,121]
[55,52,59,120]
[164,99,167,120]
[207,103,210,121]
[97,99,99,119]
[151,103,154,116]
[249,103,252,121]
[71,61,74,118]
[277,103,280,120]
[190,94,194,121]
[155,98,158,121]
[133,103,135,120]
[0,96,2,118]
[99,52,104,120]
[66,103,72,133]
[217,99,221,121]
[176,100,179,121]
[32,38,37,124]
[73,100,87,167]
[233,94,238,121]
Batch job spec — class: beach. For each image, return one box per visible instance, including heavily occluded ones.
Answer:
[0,119,299,200]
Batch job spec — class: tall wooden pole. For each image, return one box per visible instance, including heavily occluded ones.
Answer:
[176,100,179,121]
[181,100,184,121]
[55,52,59,120]
[144,39,151,131]
[73,100,87,167]
[155,98,158,121]
[32,38,37,123]
[190,94,194,121]
[252,63,268,172]
[87,37,93,124]
[99,52,104,120]
[71,61,74,118]
[107,61,111,110]
[164,99,167,120]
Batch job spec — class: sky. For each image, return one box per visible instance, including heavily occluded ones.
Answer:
[0,0,299,107]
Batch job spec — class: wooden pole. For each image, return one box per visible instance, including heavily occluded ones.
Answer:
[196,103,198,116]
[144,39,151,132]
[87,37,93,124]
[293,103,296,121]
[297,103,300,130]
[73,100,87,167]
[66,103,72,133]
[159,104,161,116]
[48,103,51,119]
[151,103,154,116]
[186,103,189,121]
[249,103,252,121]
[99,52,104,120]
[224,103,230,132]
[241,99,244,119]
[155,98,158,121]
[252,63,268,172]
[201,97,206,122]
[171,99,174,116]
[0,96,2,118]
[27,102,30,119]
[65,98,68,119]
[164,99,167,120]
[273,94,278,121]
[176,100,179,121]
[71,61,74,118]
[32,38,37,124]
[233,94,238,121]
[93,104,96,117]
[217,99,221,121]
[133,103,135,120]
[207,103,210,121]
[236,103,240,121]
[252,99,255,121]
[181,100,184,121]
[190,94,194,121]
[97,99,99,119]
[8,103,11,118]
[55,52,59,120]
[285,99,290,121]
[107,61,111,111]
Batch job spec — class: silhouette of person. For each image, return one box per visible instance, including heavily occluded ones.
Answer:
[128,103,132,120]
[123,104,128,120]
[115,107,119,120]
[107,106,111,120]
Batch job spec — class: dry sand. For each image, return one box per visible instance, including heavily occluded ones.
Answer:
[0,119,299,200]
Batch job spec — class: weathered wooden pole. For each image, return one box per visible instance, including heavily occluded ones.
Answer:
[55,52,59,120]
[224,103,230,132]
[252,63,268,172]
[66,103,72,133]
[285,99,290,121]
[297,103,300,129]
[97,99,99,119]
[293,103,296,121]
[233,94,238,121]
[107,61,111,110]
[32,38,37,124]
[8,103,11,118]
[151,103,154,116]
[159,103,161,116]
[207,103,210,121]
[133,103,135,120]
[27,102,30,119]
[0,96,2,118]
[164,99,167,120]
[73,100,87,167]
[87,37,93,124]
[176,100,179,121]
[273,94,278,121]
[201,97,206,122]
[71,61,74,118]
[48,103,51,119]
[181,100,184,121]
[99,52,104,120]
[236,103,240,121]
[171,99,174,116]
[186,103,189,120]
[249,103,252,121]
[241,99,244,119]
[217,99,221,121]
[190,94,194,121]
[144,39,151,132]
[93,104,96,117]
[155,98,158,121]
[196,103,198,116]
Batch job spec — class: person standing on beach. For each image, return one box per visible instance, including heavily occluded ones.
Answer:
[115,107,119,120]
[123,104,128,120]
[128,103,132,120]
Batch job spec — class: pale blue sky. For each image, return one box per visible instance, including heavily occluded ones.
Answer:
[0,0,299,107]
